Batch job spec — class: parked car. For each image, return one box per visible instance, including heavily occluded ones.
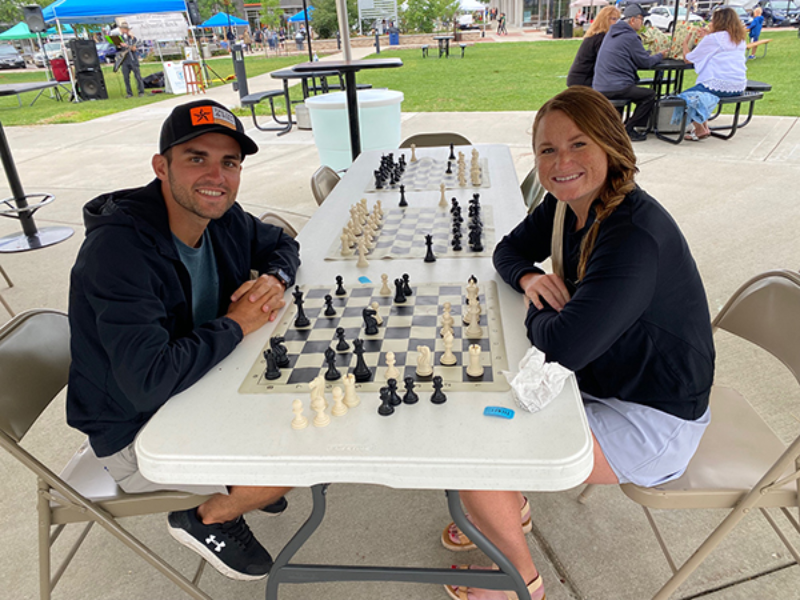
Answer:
[644,6,705,31]
[33,42,69,67]
[760,0,800,25]
[0,44,26,69]
[95,42,118,63]
[730,5,754,25]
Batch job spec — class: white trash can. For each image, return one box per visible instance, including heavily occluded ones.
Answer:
[305,89,404,171]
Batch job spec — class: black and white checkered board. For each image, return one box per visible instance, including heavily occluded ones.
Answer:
[239,281,510,395]
[325,206,496,261]
[365,156,491,192]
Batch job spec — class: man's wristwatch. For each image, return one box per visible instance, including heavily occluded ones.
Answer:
[265,268,291,289]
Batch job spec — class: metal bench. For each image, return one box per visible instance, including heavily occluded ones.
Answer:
[421,45,429,57]
[653,96,687,145]
[240,89,293,136]
[459,43,467,58]
[746,38,772,59]
[708,91,764,140]
[608,98,633,122]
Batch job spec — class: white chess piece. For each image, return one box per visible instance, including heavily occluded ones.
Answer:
[384,351,400,381]
[380,274,392,296]
[465,302,483,339]
[440,302,454,337]
[343,373,361,407]
[439,182,447,208]
[415,345,433,377]
[440,332,458,366]
[312,397,330,427]
[370,301,384,326]
[458,171,467,187]
[356,240,369,268]
[331,386,348,416]
[340,233,354,256]
[466,344,484,377]
[410,144,417,163]
[291,399,309,429]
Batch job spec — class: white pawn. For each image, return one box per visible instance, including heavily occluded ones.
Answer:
[439,182,447,208]
[380,274,392,296]
[291,399,309,429]
[410,144,417,162]
[440,332,457,366]
[343,373,361,407]
[331,386,348,416]
[466,344,484,378]
[440,311,454,338]
[465,302,483,339]
[385,351,400,381]
[375,199,384,217]
[312,397,330,427]
[458,171,467,188]
[340,233,354,256]
[370,301,384,326]
[356,240,369,268]
[416,345,433,377]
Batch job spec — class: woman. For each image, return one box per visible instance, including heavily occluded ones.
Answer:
[679,7,747,140]
[442,87,715,600]
[566,6,621,88]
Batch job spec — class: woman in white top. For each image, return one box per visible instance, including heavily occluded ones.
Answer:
[680,7,747,140]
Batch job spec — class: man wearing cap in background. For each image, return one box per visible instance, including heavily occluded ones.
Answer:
[593,3,664,141]
[67,100,301,581]
[118,22,145,97]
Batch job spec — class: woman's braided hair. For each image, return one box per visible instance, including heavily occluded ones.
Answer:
[533,86,639,280]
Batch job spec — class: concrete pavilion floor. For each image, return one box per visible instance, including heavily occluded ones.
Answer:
[1,41,799,600]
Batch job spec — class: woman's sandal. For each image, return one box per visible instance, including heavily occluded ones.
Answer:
[441,498,532,552]
[444,565,545,600]
[684,129,701,142]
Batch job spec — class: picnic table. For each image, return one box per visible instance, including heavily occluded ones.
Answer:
[433,35,455,58]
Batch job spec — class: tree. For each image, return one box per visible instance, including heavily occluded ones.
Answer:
[312,0,358,39]
[260,0,283,30]
[0,0,55,26]
[401,0,460,33]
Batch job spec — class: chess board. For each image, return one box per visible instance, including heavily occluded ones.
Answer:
[239,281,510,395]
[324,206,496,261]
[364,156,491,192]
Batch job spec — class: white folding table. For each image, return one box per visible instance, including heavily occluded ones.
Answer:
[136,144,593,599]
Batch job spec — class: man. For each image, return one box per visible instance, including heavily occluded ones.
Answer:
[118,22,145,97]
[593,3,664,141]
[68,99,301,581]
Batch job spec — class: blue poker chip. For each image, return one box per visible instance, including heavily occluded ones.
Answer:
[358,276,372,284]
[483,406,514,419]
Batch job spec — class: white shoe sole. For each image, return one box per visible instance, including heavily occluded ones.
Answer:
[167,519,269,582]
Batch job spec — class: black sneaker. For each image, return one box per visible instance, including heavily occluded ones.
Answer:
[167,509,272,581]
[628,130,647,142]
[259,496,288,516]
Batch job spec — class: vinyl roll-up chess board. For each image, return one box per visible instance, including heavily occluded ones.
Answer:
[239,281,510,395]
[324,206,496,261]
[364,156,491,193]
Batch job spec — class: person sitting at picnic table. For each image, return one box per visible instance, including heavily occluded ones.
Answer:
[592,3,664,142]
[567,6,621,87]
[440,86,714,600]
[746,6,764,58]
[678,7,747,141]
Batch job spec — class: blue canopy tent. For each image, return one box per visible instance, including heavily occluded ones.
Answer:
[288,7,314,22]
[46,24,75,35]
[43,0,189,24]
[199,12,249,28]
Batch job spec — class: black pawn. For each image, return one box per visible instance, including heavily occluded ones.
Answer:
[402,273,413,297]
[352,339,372,382]
[399,184,408,207]
[394,278,407,303]
[378,387,395,416]
[387,378,402,406]
[324,347,341,381]
[324,294,337,317]
[263,349,281,380]
[424,234,436,263]
[449,143,456,161]
[335,327,350,352]
[431,375,447,404]
[446,161,452,175]
[402,377,419,404]
[335,275,347,296]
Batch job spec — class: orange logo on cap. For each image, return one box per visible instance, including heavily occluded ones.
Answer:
[189,105,237,130]
[190,106,214,125]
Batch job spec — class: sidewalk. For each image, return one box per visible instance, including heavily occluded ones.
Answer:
[1,46,799,599]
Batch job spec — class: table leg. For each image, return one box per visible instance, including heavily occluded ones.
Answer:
[265,486,530,600]
[343,71,361,162]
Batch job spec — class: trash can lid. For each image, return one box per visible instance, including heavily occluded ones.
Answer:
[305,89,404,110]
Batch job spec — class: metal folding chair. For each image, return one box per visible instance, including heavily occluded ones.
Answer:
[310,166,341,206]
[399,132,472,148]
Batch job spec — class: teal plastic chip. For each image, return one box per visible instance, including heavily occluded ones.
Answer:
[483,406,514,419]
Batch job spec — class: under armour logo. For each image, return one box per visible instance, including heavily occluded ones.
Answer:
[205,534,226,553]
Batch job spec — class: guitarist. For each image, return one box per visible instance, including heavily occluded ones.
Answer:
[118,22,145,97]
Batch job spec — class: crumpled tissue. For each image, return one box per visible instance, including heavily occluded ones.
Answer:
[502,346,572,413]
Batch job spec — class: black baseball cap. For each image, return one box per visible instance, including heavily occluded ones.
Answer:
[623,3,650,19]
[159,99,259,158]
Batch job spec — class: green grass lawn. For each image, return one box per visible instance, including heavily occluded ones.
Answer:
[2,31,799,126]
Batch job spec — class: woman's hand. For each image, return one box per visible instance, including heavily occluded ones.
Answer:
[520,273,571,312]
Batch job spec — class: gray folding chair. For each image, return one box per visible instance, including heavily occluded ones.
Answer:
[399,132,472,148]
[0,309,213,600]
[579,269,800,600]
[259,211,299,238]
[519,166,546,214]
[0,263,14,317]
[310,165,341,206]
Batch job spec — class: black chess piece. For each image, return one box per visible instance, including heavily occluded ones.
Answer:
[468,275,478,285]
[402,273,413,297]
[324,294,337,317]
[452,238,463,251]
[402,377,419,404]
[430,375,447,404]
[293,286,310,328]
[362,306,379,336]
[263,349,281,380]
[335,275,346,296]
[446,161,452,175]
[270,336,291,368]
[378,387,395,416]
[424,234,436,263]
[352,339,372,382]
[387,378,402,406]
[399,184,408,208]
[335,327,350,352]
[324,347,342,381]
[449,143,456,161]
[394,278,407,304]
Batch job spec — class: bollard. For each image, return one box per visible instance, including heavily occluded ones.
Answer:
[374,32,380,54]
[231,42,249,100]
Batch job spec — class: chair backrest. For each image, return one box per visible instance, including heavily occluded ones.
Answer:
[310,165,340,206]
[520,166,547,214]
[50,58,71,83]
[0,310,70,443]
[259,211,299,238]
[712,269,800,386]
[399,132,472,148]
